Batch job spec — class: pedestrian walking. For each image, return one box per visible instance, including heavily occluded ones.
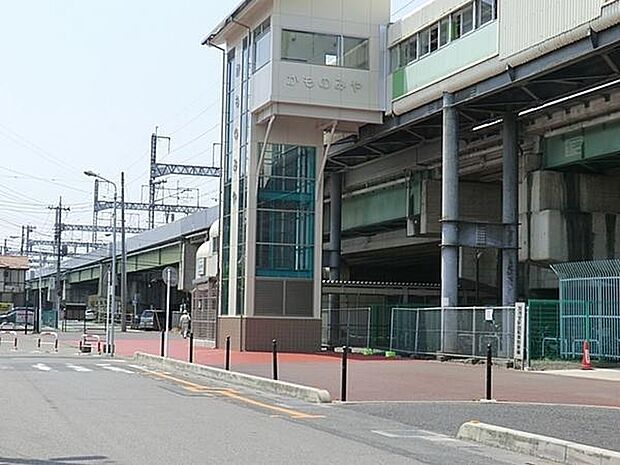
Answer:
[179,310,191,339]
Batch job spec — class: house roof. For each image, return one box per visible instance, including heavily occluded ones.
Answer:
[0,256,29,270]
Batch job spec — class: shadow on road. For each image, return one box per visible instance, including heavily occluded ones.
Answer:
[0,455,111,465]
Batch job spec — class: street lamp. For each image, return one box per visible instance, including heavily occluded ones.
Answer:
[84,170,117,356]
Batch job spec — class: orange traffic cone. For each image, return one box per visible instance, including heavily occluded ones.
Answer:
[581,340,593,370]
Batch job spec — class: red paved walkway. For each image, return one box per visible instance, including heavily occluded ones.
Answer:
[112,336,620,407]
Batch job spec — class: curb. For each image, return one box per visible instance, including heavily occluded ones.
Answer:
[133,352,332,404]
[457,421,620,465]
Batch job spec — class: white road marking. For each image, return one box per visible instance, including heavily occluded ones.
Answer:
[66,364,92,372]
[372,429,461,443]
[32,363,52,372]
[128,364,147,370]
[96,363,134,374]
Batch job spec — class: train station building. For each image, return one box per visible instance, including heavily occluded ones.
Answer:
[204,0,620,353]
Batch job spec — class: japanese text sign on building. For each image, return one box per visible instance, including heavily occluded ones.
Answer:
[285,75,363,94]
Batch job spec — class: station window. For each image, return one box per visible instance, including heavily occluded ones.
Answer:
[419,29,430,57]
[281,29,369,70]
[343,37,369,70]
[253,18,271,71]
[429,24,439,52]
[389,0,498,74]
[389,46,400,73]
[452,3,474,40]
[439,17,450,46]
[476,0,497,27]
[256,144,315,278]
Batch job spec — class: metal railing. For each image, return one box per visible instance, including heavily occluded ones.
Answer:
[321,307,372,348]
[552,260,620,361]
[389,306,516,358]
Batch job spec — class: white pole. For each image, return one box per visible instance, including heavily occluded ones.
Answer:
[110,189,117,356]
[38,252,43,333]
[106,268,111,352]
[164,268,171,358]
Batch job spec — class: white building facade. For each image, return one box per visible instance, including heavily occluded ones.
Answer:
[205,0,389,351]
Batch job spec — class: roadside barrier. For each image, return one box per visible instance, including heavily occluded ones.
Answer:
[38,332,59,352]
[225,335,231,371]
[341,344,349,401]
[272,339,278,381]
[0,330,18,350]
[485,343,493,401]
[79,334,101,354]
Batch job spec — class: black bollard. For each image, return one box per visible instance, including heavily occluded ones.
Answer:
[189,332,194,363]
[272,339,278,381]
[486,343,493,400]
[160,330,165,357]
[341,345,348,402]
[225,335,231,371]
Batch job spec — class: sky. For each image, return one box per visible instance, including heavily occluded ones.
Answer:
[0,0,424,260]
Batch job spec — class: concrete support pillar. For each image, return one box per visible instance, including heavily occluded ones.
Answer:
[328,172,342,345]
[441,93,459,352]
[502,113,518,306]
[502,113,518,357]
[329,172,342,279]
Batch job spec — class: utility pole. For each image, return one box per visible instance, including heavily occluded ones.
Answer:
[20,226,25,255]
[49,198,70,330]
[25,225,34,255]
[92,179,99,244]
[37,250,43,333]
[148,132,157,229]
[121,172,128,332]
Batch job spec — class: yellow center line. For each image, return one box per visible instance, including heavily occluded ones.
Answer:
[137,366,325,420]
[218,390,325,420]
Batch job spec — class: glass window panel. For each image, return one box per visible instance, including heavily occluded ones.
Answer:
[405,35,417,63]
[281,30,339,66]
[253,30,271,71]
[429,24,439,52]
[461,3,474,34]
[389,46,400,73]
[343,37,369,70]
[398,42,408,68]
[242,39,249,81]
[476,0,495,26]
[257,144,315,278]
[419,29,430,56]
[281,30,314,63]
[439,17,450,46]
[220,278,229,315]
[451,12,462,40]
[313,33,339,66]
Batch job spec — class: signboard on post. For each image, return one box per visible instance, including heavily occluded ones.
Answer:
[162,267,178,287]
[162,267,177,358]
[513,302,526,364]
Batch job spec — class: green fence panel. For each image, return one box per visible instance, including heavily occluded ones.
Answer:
[528,299,560,359]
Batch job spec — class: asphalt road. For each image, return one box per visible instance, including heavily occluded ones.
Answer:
[0,352,558,465]
[344,401,620,452]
